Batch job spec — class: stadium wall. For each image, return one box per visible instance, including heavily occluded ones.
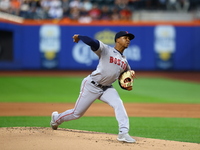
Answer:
[0,20,200,71]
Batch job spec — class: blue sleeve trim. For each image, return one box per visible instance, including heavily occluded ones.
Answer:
[78,35,100,51]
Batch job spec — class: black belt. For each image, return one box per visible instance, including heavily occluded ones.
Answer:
[91,81,112,91]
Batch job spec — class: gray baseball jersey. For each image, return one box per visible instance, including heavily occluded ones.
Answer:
[91,41,130,86]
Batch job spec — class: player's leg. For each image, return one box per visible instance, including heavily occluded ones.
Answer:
[99,87,136,143]
[52,76,102,125]
[99,87,129,134]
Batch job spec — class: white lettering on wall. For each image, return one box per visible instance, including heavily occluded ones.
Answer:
[72,43,141,66]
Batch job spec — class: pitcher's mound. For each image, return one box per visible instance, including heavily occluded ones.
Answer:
[0,127,199,150]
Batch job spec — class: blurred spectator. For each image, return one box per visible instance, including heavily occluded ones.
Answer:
[41,0,51,18]
[27,0,42,19]
[82,0,92,12]
[111,6,120,21]
[62,0,70,17]
[100,5,111,20]
[36,0,48,19]
[19,0,30,18]
[114,0,132,20]
[48,0,63,19]
[158,0,167,10]
[78,12,92,23]
[10,0,20,15]
[88,3,101,21]
[114,0,129,10]
[119,6,132,20]
[69,0,82,9]
[41,0,51,10]
[1,0,199,21]
[176,0,190,11]
[166,0,177,10]
[80,0,92,19]
[166,0,189,11]
[69,7,80,20]
[0,0,10,13]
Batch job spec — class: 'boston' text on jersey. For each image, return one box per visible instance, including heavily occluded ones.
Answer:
[109,56,127,70]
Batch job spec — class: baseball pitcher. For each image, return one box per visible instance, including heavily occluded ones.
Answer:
[50,31,136,143]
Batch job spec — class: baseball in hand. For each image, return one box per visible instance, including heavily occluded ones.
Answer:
[73,34,80,43]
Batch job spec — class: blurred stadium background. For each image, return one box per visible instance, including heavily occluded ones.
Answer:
[0,0,200,71]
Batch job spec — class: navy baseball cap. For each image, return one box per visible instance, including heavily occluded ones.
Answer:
[115,31,135,42]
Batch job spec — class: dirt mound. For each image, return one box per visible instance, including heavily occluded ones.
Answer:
[0,127,199,150]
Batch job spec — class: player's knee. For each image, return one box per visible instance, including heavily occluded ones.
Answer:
[73,113,82,119]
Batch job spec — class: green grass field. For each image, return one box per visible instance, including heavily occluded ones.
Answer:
[0,76,200,103]
[0,76,200,143]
